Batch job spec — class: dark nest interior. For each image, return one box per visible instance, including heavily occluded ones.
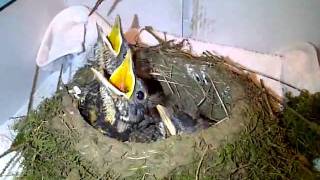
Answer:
[1,41,320,179]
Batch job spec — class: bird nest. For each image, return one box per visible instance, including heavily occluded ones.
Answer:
[7,40,279,179]
[48,41,273,178]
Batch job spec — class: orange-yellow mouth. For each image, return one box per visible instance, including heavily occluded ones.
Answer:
[109,50,135,99]
[91,50,135,99]
[107,15,122,56]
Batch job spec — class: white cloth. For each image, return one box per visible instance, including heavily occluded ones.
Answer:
[278,42,320,95]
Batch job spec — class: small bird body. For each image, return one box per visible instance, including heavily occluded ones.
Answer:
[79,70,152,140]
[84,18,152,137]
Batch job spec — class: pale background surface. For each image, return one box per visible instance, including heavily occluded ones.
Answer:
[1,0,320,124]
[0,0,65,124]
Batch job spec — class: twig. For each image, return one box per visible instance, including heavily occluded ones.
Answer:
[9,116,26,120]
[163,49,198,59]
[0,143,24,160]
[194,78,208,107]
[158,69,174,94]
[142,26,164,44]
[173,84,181,99]
[260,79,274,118]
[56,64,64,92]
[203,50,224,60]
[0,149,13,160]
[0,151,20,176]
[126,156,150,160]
[156,79,190,87]
[128,165,148,171]
[169,64,173,78]
[213,117,230,126]
[98,169,111,180]
[168,65,181,98]
[150,63,171,70]
[89,0,103,16]
[229,164,250,179]
[196,145,209,180]
[150,70,185,78]
[141,173,146,180]
[156,105,176,136]
[0,173,19,178]
[107,0,122,16]
[27,65,40,116]
[10,65,40,152]
[60,117,72,133]
[287,107,320,133]
[248,113,259,134]
[207,73,229,118]
[2,152,22,178]
[222,58,302,92]
[199,86,212,107]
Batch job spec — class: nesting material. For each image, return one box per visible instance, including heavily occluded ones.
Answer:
[156,105,176,136]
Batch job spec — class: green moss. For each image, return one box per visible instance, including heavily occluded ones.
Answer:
[283,91,320,160]
[7,87,320,179]
[4,89,319,179]
[168,91,320,180]
[286,91,320,122]
[11,94,114,179]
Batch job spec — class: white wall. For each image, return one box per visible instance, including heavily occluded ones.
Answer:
[0,0,65,124]
[184,0,320,52]
[65,0,183,36]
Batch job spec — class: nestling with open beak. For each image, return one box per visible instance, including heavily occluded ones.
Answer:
[95,15,129,75]
[89,47,146,131]
[78,17,163,141]
[78,15,208,142]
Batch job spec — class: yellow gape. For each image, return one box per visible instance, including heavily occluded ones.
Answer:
[109,50,135,99]
[107,15,122,56]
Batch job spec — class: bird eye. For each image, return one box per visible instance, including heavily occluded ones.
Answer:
[136,91,145,100]
[122,53,126,59]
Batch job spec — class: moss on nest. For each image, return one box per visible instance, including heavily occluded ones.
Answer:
[5,83,320,180]
[11,94,117,179]
[167,91,320,180]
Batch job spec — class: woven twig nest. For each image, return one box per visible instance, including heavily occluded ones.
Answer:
[50,42,268,178]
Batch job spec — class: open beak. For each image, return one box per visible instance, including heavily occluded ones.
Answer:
[91,50,135,99]
[109,50,135,99]
[107,15,123,56]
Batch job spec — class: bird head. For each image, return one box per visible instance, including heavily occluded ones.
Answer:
[107,15,124,56]
[97,15,126,58]
[91,49,150,133]
[91,49,136,100]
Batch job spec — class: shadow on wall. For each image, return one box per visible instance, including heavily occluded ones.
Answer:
[184,0,320,53]
[0,0,16,11]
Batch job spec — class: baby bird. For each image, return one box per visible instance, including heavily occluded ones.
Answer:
[95,15,128,75]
